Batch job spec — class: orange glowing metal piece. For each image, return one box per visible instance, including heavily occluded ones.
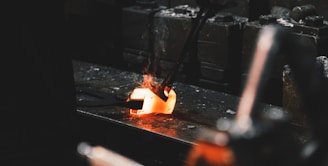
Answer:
[128,87,176,115]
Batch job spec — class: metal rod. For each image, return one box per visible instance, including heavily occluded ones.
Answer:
[77,142,144,166]
[233,25,279,133]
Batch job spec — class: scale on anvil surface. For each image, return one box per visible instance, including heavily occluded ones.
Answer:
[73,60,284,145]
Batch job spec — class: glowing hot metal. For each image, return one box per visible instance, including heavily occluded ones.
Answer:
[128,87,176,115]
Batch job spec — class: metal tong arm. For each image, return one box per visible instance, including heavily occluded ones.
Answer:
[154,8,213,101]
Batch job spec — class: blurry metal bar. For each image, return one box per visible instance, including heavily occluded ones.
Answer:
[234,25,280,132]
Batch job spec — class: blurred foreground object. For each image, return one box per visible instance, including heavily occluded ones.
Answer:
[77,142,143,166]
[185,24,328,166]
[185,128,236,166]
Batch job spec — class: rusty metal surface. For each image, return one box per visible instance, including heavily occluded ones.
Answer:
[73,59,282,144]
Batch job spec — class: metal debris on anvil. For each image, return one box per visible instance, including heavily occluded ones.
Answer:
[73,60,283,143]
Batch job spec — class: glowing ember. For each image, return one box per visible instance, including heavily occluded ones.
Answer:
[128,74,177,115]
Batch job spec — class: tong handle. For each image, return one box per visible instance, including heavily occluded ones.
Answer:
[156,8,214,101]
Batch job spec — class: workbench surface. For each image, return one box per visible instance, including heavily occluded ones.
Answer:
[73,59,284,144]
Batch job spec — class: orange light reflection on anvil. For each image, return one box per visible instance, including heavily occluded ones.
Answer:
[130,116,178,138]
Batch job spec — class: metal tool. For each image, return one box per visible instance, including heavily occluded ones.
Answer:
[186,24,328,166]
[151,0,236,101]
[227,25,302,166]
[77,142,144,166]
[233,23,328,166]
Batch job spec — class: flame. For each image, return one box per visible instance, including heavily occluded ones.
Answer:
[140,74,156,88]
[128,74,177,115]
